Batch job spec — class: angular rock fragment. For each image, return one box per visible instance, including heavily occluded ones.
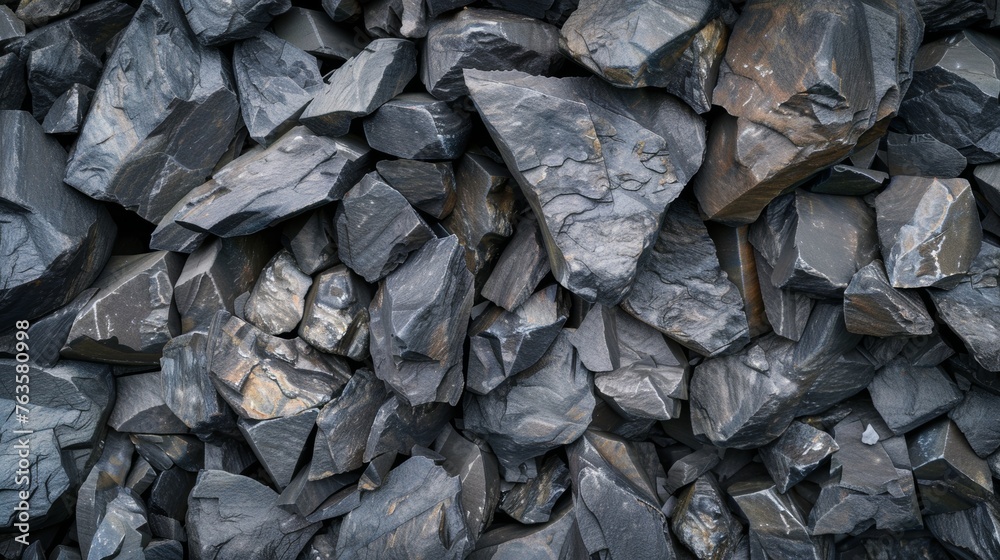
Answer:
[64,0,241,223]
[336,172,433,283]
[282,206,339,275]
[26,38,101,119]
[730,478,831,560]
[233,31,324,146]
[908,418,995,514]
[499,454,569,524]
[466,70,705,305]
[665,448,719,495]
[132,434,203,472]
[203,438,256,475]
[187,470,320,560]
[809,164,887,196]
[244,249,313,336]
[88,487,150,560]
[948,387,1000,458]
[41,83,93,135]
[0,110,114,327]
[672,474,742,559]
[369,236,473,406]
[7,0,134,59]
[239,409,318,489]
[708,222,769,338]
[568,303,619,373]
[759,421,838,493]
[109,372,188,434]
[376,159,457,219]
[887,132,968,178]
[0,6,24,45]
[480,216,551,312]
[916,0,989,31]
[465,331,594,480]
[875,176,981,289]
[868,357,962,435]
[125,458,157,495]
[25,288,97,368]
[16,0,81,27]
[310,369,387,479]
[364,396,453,461]
[422,9,562,101]
[364,93,472,160]
[62,251,184,365]
[301,39,417,137]
[844,260,935,337]
[271,6,360,62]
[754,254,814,342]
[435,426,501,542]
[299,265,372,360]
[76,431,134,558]
[444,153,518,273]
[207,312,351,420]
[0,54,27,110]
[660,18,727,114]
[363,0,427,39]
[469,502,583,559]
[161,126,372,238]
[794,302,871,415]
[322,0,360,21]
[359,452,396,491]
[926,499,1000,559]
[180,0,291,46]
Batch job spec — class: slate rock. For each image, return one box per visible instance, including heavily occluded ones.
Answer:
[809,164,888,196]
[144,540,183,560]
[271,6,360,62]
[464,330,594,481]
[469,502,584,559]
[233,31,324,146]
[62,251,184,365]
[41,82,93,135]
[203,438,256,475]
[239,409,318,489]
[875,176,981,289]
[125,458,157,496]
[926,499,1000,559]
[466,70,705,305]
[282,206,340,275]
[244,249,313,336]
[665,448,719,495]
[376,159,457,219]
[0,5,25,45]
[310,369,387,480]
[187,470,320,560]
[322,0,360,21]
[759,420,839,493]
[26,287,98,368]
[499,454,570,524]
[558,0,719,88]
[76,431,134,558]
[364,93,471,160]
[897,30,1000,164]
[948,387,1000,458]
[161,126,372,238]
[88,486,150,560]
[15,0,80,27]
[301,38,417,137]
[887,132,968,178]
[844,260,935,337]
[422,8,563,101]
[109,372,188,434]
[660,18,728,114]
[180,0,291,46]
[480,215,551,312]
[568,303,619,373]
[0,110,114,327]
[754,252,814,342]
[363,396,453,462]
[7,0,134,59]
[730,478,831,560]
[26,37,101,119]
[868,357,962,435]
[131,433,203,472]
[369,236,473,406]
[916,0,989,31]
[0,53,27,110]
[207,312,352,420]
[975,161,1000,215]
[435,425,502,543]
[363,0,428,40]
[444,152,519,273]
[63,0,241,223]
[336,171,433,283]
[359,452,396,491]
[299,265,372,360]
[793,302,871,415]
[672,474,743,560]
[708,222,770,338]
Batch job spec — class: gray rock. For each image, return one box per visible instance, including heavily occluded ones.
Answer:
[0,6,25,45]
[887,132,968,178]
[7,0,134,60]
[50,546,82,560]
[365,93,472,160]
[446,153,520,273]
[376,159,457,219]
[464,331,594,481]
[63,0,241,223]
[26,38,100,120]
[499,454,570,524]
[271,6,360,62]
[369,236,473,406]
[363,396,453,461]
[792,302,868,414]
[203,438,256,475]
[810,164,888,196]
[301,38,417,137]
[276,463,350,517]
[15,0,80,27]
[125,458,157,496]
[359,452,396,491]
[926,500,1000,560]
[363,0,427,39]
[131,433,203,472]
[244,249,313,336]
[161,126,372,238]
[466,70,705,305]
[0,54,27,110]
[435,425,502,543]
[730,478,831,560]
[207,312,351,420]
[322,0,360,21]
[238,409,318,489]
[567,303,619,373]
[180,0,291,46]
[233,31,324,146]
[62,252,184,365]
[916,0,989,31]
[672,474,742,560]
[336,172,433,283]
[875,176,981,289]
[908,418,995,514]
[41,82,93,135]
[948,387,1000,458]
[76,431,134,558]
[26,287,98,368]
[754,252,814,342]
[974,161,1000,214]
[109,372,188,434]
[862,424,880,445]
[422,8,562,101]
[759,420,839,493]
[88,487,150,560]
[661,18,728,114]
[901,333,955,367]
[868,357,963,435]
[299,265,372,360]
[665,448,719,495]
[469,501,584,560]
[144,540,183,560]
[187,470,320,560]
[709,222,770,338]
[282,206,339,275]
[310,369,387,479]
[480,215,552,312]
[0,110,115,327]
[844,260,935,337]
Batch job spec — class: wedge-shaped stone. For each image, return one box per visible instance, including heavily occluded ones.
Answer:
[844,260,934,337]
[244,249,313,336]
[161,332,233,436]
[271,6,360,62]
[568,303,620,373]
[364,93,472,160]
[376,159,457,219]
[754,253,814,342]
[759,421,839,493]
[239,409,317,489]
[917,0,989,31]
[480,215,551,312]
[7,0,134,60]
[131,433,203,472]
[180,0,291,46]
[363,396,453,462]
[88,486,150,560]
[109,372,188,434]
[363,0,427,39]
[499,454,569,524]
[908,418,995,514]
[469,502,584,559]
[730,478,831,560]
[63,0,241,223]
[41,83,93,135]
[436,425,501,543]
[672,474,743,560]
[282,206,339,275]
[310,369,387,480]
[444,153,518,273]
[299,265,372,360]
[26,37,101,120]
[665,449,718,495]
[0,54,27,110]
[926,500,1000,560]
[948,387,1000,458]
[709,222,769,338]
[26,287,98,368]
[0,5,24,45]
[868,357,962,435]
[466,70,705,305]
[661,19,728,114]
[17,0,82,27]
[810,164,887,196]
[887,132,967,178]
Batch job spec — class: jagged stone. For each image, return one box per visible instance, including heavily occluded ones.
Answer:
[76,431,134,558]
[810,164,888,196]
[207,312,351,420]
[62,251,184,365]
[754,253,814,342]
[244,249,313,336]
[948,387,1000,458]
[305,484,361,522]
[435,425,501,542]
[109,372,188,434]
[844,260,935,337]
[282,206,339,275]
[887,132,968,178]
[336,172,433,283]
[0,6,25,45]
[63,0,241,223]
[469,502,583,559]
[299,265,372,360]
[916,0,989,31]
[125,458,157,495]
[0,110,115,327]
[278,463,350,518]
[271,6,360,62]
[7,0,134,60]
[376,159,457,219]
[27,38,100,120]
[301,38,417,137]
[322,0,360,20]
[16,0,80,27]
[232,31,324,146]
[239,409,318,489]
[926,499,1000,560]
[499,454,569,524]
[792,302,869,415]
[144,540,183,560]
[862,424,880,445]
[131,434,203,472]
[180,0,290,46]
[310,369,387,480]
[759,420,839,493]
[445,153,518,273]
[975,161,1000,215]
[480,215,551,312]
[363,0,427,39]
[88,487,150,560]
[672,474,743,559]
[868,357,962,435]
[665,448,719,495]
[203,438,256,475]
[363,396,453,461]
[0,54,27,110]
[359,452,396,491]
[149,467,195,523]
[41,82,93,134]
[24,289,96,370]
[708,223,770,338]
[568,303,619,373]
[661,18,727,114]
[730,478,831,560]
[365,93,471,159]
[908,418,995,514]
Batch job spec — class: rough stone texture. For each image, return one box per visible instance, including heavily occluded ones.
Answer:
[754,253,814,342]
[0,53,27,110]
[908,418,995,514]
[25,287,98,368]
[376,159,457,219]
[480,215,551,312]
[233,31,324,146]
[76,431,134,558]
[364,93,472,160]
[926,500,1000,560]
[948,387,1000,458]
[62,251,184,365]
[435,425,502,543]
[301,38,418,137]
[363,0,428,40]
[109,372,188,434]
[0,110,115,327]
[887,132,968,178]
[759,420,839,493]
[363,396,453,462]
[568,303,619,373]
[422,9,563,101]
[810,164,887,196]
[26,37,101,120]
[238,409,317,489]
[0,5,25,45]
[868,357,963,435]
[730,478,831,560]
[665,448,718,495]
[875,176,982,289]
[41,83,94,135]
[180,0,291,46]
[444,153,518,273]
[7,0,134,60]
[844,260,935,337]
[499,454,569,524]
[661,18,727,114]
[916,0,990,31]
[709,222,769,338]
[310,369,387,479]
[672,474,743,560]
[336,172,433,283]
[271,6,360,62]
[63,0,241,223]
[282,206,339,275]
[466,70,705,305]
[244,249,313,336]
[88,486,149,560]
[299,265,372,361]
[161,332,233,436]
[322,0,360,20]
[469,502,583,559]
[14,0,79,27]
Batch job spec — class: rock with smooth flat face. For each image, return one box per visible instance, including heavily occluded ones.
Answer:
[759,421,839,493]
[0,110,115,327]
[0,6,25,45]
[161,332,233,436]
[730,478,831,560]
[948,387,1000,458]
[131,433,203,472]
[0,54,27,110]
[844,260,935,337]
[239,409,318,489]
[376,159,457,219]
[180,0,291,46]
[364,93,472,160]
[364,396,453,461]
[244,250,313,336]
[63,0,241,223]
[282,206,339,275]
[466,70,705,305]
[299,265,372,360]
[322,0,360,20]
[897,30,1000,165]
[809,164,888,196]
[369,236,473,406]
[481,216,551,312]
[310,369,387,480]
[16,0,80,27]
[975,162,1000,214]
[422,9,563,101]
[336,172,433,283]
[665,448,719,494]
[8,0,134,59]
[791,301,869,414]
[887,132,968,178]
[301,39,417,137]
[868,357,963,435]
[435,425,501,543]
[469,502,583,560]
[109,372,188,434]
[754,253,814,342]
[207,312,352,420]
[445,153,518,273]
[709,222,770,338]
[908,418,995,514]
[568,304,620,373]
[673,474,743,560]
[41,82,93,134]
[187,470,320,560]
[926,499,1000,560]
[272,7,360,62]
[875,176,981,289]
[62,251,184,365]
[25,287,98,368]
[233,31,324,146]
[88,486,150,560]
[363,0,427,39]
[465,331,594,481]
[26,37,100,120]
[75,431,134,558]
[161,127,372,238]
[499,454,569,524]
[558,0,719,88]
[622,199,750,357]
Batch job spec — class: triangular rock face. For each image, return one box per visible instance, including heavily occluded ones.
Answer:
[464,69,706,305]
